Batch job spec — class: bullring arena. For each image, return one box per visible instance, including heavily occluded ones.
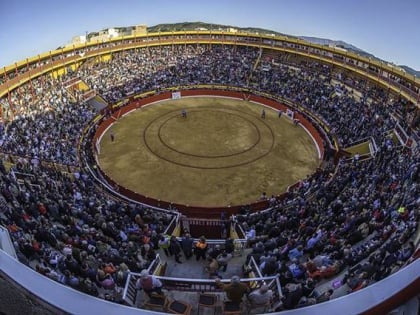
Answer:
[98,95,319,208]
[0,26,419,315]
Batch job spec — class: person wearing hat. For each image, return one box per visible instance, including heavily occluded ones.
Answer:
[215,276,250,303]
[135,269,163,297]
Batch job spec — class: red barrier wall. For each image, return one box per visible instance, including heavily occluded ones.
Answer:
[91,90,327,218]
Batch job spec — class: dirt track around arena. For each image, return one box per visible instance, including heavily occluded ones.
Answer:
[98,97,319,207]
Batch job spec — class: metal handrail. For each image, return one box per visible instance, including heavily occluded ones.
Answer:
[163,215,179,236]
[249,256,263,278]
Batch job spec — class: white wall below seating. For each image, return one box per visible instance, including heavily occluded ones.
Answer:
[0,226,17,259]
[0,249,163,315]
[0,248,419,315]
[279,259,420,315]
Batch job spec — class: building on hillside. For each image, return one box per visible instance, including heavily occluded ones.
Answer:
[132,24,147,36]
[90,28,120,42]
[70,35,87,45]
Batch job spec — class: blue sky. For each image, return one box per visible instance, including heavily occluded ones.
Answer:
[1,0,419,70]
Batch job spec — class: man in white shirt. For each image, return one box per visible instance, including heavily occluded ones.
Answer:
[245,226,256,240]
[248,285,273,307]
[135,269,163,297]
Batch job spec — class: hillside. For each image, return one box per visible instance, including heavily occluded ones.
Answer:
[299,36,376,59]
[398,65,420,78]
[147,21,291,37]
[300,36,419,76]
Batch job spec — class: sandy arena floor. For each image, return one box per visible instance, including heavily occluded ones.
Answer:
[98,97,319,207]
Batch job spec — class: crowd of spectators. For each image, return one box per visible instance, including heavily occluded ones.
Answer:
[78,45,258,104]
[249,59,401,147]
[0,74,94,165]
[1,44,417,167]
[240,138,418,310]
[0,43,418,310]
[0,158,174,301]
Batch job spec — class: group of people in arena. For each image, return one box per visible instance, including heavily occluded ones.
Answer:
[0,43,418,309]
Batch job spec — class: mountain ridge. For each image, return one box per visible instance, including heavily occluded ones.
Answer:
[299,36,420,77]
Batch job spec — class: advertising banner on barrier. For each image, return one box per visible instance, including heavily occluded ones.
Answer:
[286,108,294,120]
[172,91,181,99]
